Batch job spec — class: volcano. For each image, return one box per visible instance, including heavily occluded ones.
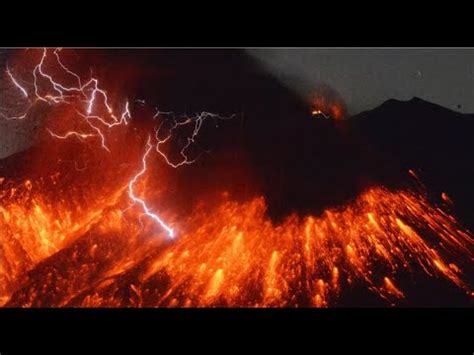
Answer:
[0,49,472,307]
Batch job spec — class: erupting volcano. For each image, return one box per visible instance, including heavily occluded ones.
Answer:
[0,48,473,307]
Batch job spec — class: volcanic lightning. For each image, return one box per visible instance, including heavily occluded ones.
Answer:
[154,110,234,168]
[1,48,229,236]
[128,136,174,238]
[0,48,473,307]
[5,65,28,98]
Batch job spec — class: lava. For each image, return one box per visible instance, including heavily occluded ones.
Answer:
[310,86,347,120]
[0,48,473,307]
[1,48,229,237]
[1,180,472,307]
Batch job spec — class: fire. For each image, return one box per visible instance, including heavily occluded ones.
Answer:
[1,173,472,307]
[1,49,473,307]
[310,87,347,120]
[113,187,472,307]
[0,174,127,305]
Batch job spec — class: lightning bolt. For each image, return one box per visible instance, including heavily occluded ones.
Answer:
[128,136,174,238]
[154,110,234,168]
[5,65,28,98]
[47,129,96,141]
[1,48,234,238]
[2,48,128,149]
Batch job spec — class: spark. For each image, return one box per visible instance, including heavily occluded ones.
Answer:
[440,192,452,204]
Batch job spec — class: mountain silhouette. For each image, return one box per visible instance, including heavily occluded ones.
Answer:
[348,97,474,230]
[1,50,472,307]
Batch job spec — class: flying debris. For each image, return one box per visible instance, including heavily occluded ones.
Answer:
[0,49,473,308]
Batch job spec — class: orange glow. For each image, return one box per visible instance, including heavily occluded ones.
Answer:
[1,48,472,307]
[441,192,454,205]
[311,96,346,120]
[2,172,472,307]
[383,277,404,299]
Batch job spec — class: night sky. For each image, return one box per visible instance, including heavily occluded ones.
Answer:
[248,48,474,115]
[2,48,474,158]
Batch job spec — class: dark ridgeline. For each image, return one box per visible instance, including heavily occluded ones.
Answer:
[348,98,474,231]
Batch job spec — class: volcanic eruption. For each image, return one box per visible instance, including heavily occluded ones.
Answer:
[0,48,472,307]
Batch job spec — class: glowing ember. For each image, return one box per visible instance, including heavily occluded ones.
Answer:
[137,187,471,307]
[310,91,346,120]
[0,48,473,307]
[1,178,472,307]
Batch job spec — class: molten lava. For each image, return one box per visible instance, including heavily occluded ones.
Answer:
[0,48,473,307]
[1,173,472,307]
[310,88,347,120]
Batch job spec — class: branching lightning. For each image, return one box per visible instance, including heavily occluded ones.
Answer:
[128,136,174,238]
[154,110,234,168]
[1,48,473,308]
[1,48,233,238]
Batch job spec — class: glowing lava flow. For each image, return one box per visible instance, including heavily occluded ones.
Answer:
[1,48,473,307]
[128,136,174,238]
[1,183,472,307]
[126,187,472,307]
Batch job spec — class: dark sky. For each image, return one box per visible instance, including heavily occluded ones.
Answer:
[247,48,474,115]
[2,48,474,159]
